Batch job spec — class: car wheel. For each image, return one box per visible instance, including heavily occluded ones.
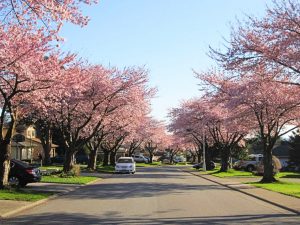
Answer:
[246,165,255,172]
[9,176,20,187]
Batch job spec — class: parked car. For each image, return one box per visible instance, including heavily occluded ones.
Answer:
[159,155,170,164]
[193,161,216,170]
[132,155,149,163]
[75,154,89,164]
[115,157,136,174]
[173,156,186,163]
[281,161,300,172]
[51,155,65,164]
[9,159,42,187]
[233,154,263,172]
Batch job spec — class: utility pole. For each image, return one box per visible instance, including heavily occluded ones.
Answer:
[202,129,206,172]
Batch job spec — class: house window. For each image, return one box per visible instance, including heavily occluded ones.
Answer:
[21,148,32,160]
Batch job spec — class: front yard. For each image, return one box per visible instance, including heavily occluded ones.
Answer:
[195,166,300,198]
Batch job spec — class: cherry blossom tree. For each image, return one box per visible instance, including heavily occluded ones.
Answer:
[0,23,67,188]
[86,70,154,169]
[143,118,168,163]
[198,67,300,182]
[32,64,152,172]
[210,0,300,85]
[0,0,97,30]
[169,97,246,171]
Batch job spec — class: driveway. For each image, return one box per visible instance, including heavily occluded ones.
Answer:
[4,166,300,224]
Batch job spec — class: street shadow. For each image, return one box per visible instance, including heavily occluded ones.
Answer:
[58,181,227,200]
[113,173,188,179]
[4,212,300,225]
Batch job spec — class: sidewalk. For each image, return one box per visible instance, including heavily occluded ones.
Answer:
[185,170,300,215]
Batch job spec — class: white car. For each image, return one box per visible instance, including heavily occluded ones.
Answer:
[115,157,136,174]
[233,154,263,172]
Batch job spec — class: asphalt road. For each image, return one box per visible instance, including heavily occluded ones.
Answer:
[4,166,300,224]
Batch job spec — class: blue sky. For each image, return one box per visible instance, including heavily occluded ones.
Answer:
[60,0,273,122]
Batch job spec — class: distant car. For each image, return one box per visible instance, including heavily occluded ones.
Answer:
[233,154,263,172]
[115,157,136,174]
[193,161,216,170]
[159,155,170,164]
[9,159,42,187]
[162,158,171,164]
[173,156,186,163]
[132,155,149,163]
[51,155,65,164]
[144,156,150,162]
[75,154,89,164]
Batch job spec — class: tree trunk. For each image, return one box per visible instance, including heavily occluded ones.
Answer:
[261,147,276,183]
[43,143,52,166]
[148,153,153,164]
[63,150,75,173]
[191,155,196,163]
[170,153,175,164]
[102,150,109,166]
[220,147,230,172]
[110,151,116,166]
[88,149,98,170]
[0,142,10,189]
[197,153,201,163]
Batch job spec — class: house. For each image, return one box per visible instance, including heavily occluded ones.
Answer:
[7,125,58,162]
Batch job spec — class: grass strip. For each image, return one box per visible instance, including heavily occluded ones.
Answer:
[197,166,256,178]
[41,176,98,184]
[136,162,162,167]
[0,189,52,202]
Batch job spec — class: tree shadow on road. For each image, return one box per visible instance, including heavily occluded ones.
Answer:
[58,181,227,200]
[4,212,300,225]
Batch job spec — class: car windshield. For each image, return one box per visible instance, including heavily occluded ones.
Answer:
[117,158,133,163]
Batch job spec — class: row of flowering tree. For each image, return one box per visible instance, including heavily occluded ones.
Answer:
[169,0,300,183]
[0,0,168,188]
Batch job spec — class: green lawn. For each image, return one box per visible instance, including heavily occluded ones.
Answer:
[96,165,115,173]
[249,181,300,198]
[41,175,98,184]
[197,167,256,178]
[136,162,162,167]
[0,189,52,202]
[210,169,256,178]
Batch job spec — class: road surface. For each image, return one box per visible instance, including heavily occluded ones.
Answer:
[4,166,300,224]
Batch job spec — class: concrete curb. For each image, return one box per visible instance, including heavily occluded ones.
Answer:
[0,178,102,219]
[183,169,300,215]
